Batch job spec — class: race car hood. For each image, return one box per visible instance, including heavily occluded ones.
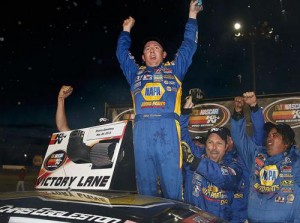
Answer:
[0,190,227,223]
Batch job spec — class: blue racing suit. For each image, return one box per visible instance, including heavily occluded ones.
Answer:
[180,113,204,204]
[231,107,265,223]
[180,113,243,221]
[116,18,199,200]
[231,117,300,223]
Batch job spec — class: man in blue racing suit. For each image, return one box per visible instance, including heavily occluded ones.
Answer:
[181,96,243,221]
[230,93,265,223]
[231,92,300,222]
[116,1,202,200]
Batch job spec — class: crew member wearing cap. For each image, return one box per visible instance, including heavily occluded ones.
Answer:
[231,92,300,222]
[116,1,203,200]
[180,96,243,221]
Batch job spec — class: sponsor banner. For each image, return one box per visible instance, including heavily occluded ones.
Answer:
[188,103,231,133]
[35,121,128,190]
[105,94,300,147]
[263,97,300,128]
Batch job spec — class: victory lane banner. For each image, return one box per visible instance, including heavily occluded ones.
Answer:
[35,121,128,190]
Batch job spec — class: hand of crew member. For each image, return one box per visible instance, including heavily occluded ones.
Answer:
[58,85,73,99]
[122,16,135,33]
[184,95,194,109]
[234,96,245,113]
[181,95,193,115]
[182,141,201,171]
[182,142,195,164]
[243,91,257,107]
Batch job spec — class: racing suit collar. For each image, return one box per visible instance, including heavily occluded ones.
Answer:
[265,148,291,164]
[146,63,164,71]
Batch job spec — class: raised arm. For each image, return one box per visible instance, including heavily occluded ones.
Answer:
[180,96,204,158]
[56,85,73,132]
[172,0,203,80]
[231,95,258,170]
[189,0,203,19]
[243,91,265,146]
[122,16,135,33]
[116,16,139,85]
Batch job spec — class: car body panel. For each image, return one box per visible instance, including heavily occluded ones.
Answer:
[0,190,227,223]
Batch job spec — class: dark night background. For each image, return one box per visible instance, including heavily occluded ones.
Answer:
[0,0,299,165]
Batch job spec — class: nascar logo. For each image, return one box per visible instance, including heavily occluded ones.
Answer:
[188,103,230,133]
[44,150,67,171]
[263,97,300,128]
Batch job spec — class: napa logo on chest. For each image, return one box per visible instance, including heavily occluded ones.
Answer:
[141,83,165,101]
[260,165,279,186]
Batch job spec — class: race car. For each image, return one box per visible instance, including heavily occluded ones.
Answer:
[0,189,227,223]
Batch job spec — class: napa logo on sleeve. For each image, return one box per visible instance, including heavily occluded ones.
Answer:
[141,83,165,101]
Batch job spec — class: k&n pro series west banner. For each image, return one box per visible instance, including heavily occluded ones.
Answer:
[35,121,129,190]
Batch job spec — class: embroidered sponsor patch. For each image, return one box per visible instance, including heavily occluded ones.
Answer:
[275,196,285,203]
[221,166,236,175]
[259,165,279,186]
[281,165,292,173]
[279,173,293,178]
[234,193,243,199]
[281,188,294,193]
[141,101,165,108]
[153,74,163,82]
[192,185,201,197]
[253,183,280,193]
[141,83,165,101]
[287,194,295,203]
[163,75,175,79]
[280,180,294,186]
[143,75,152,80]
[133,82,141,89]
[163,68,172,73]
[255,157,264,167]
[135,75,142,81]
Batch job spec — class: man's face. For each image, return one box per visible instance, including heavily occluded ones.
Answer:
[142,41,166,67]
[226,136,235,151]
[265,128,289,156]
[205,133,228,163]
